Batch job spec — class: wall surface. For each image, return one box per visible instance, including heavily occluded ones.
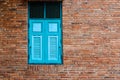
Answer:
[0,0,120,80]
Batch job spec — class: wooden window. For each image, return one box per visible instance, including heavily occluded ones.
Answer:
[28,1,62,64]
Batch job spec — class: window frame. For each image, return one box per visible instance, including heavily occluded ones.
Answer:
[28,1,63,65]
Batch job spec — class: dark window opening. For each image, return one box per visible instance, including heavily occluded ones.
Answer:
[30,2,44,18]
[46,2,60,18]
[29,2,61,18]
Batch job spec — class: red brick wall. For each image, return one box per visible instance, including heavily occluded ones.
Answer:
[0,0,120,79]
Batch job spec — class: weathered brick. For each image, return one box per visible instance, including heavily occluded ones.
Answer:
[0,0,120,80]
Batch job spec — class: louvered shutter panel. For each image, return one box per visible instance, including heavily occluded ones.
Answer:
[32,36,42,60]
[29,20,44,64]
[46,20,62,64]
[48,36,58,60]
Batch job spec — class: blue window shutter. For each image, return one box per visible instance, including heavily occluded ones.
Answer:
[46,20,62,64]
[29,20,62,64]
[29,20,44,64]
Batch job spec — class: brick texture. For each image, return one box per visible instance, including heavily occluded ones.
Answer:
[0,0,120,80]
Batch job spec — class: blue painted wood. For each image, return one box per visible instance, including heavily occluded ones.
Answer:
[45,20,62,64]
[29,20,62,64]
[29,20,45,64]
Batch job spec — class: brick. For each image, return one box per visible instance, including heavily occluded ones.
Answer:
[0,0,120,80]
